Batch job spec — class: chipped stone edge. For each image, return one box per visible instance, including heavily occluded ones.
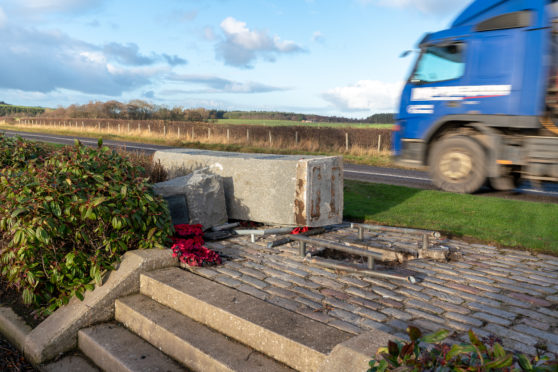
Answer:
[0,249,178,366]
[320,329,402,372]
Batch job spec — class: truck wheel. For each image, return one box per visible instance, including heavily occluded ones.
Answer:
[429,136,487,193]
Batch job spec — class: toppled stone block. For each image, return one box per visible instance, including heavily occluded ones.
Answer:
[153,169,227,229]
[153,149,343,227]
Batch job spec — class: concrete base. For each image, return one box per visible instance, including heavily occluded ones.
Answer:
[153,149,343,227]
[23,249,178,365]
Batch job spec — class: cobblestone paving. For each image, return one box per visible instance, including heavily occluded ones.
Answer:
[189,225,558,357]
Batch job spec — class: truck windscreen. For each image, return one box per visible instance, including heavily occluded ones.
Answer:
[411,43,465,84]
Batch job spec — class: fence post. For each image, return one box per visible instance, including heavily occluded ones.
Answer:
[177,127,180,138]
[82,122,84,130]
[128,123,130,133]
[295,131,298,145]
[192,127,195,140]
[227,129,230,143]
[208,128,211,139]
[138,123,141,132]
[269,130,272,146]
[118,124,121,133]
[345,133,349,152]
[246,129,249,143]
[164,125,166,137]
[378,135,382,152]
[148,124,151,134]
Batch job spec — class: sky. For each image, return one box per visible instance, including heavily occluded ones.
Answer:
[0,0,471,118]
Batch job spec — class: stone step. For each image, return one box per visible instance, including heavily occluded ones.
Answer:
[116,294,294,372]
[139,267,353,372]
[78,322,185,372]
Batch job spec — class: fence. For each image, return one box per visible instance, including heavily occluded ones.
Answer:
[15,118,393,153]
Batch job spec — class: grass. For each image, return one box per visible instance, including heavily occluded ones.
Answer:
[215,119,394,129]
[0,122,394,167]
[344,180,558,253]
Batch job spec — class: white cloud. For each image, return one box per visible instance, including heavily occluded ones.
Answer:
[360,0,469,16]
[322,80,403,112]
[0,7,7,28]
[215,17,304,68]
[167,74,286,94]
[312,31,324,43]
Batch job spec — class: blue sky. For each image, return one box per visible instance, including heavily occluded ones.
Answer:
[0,0,471,118]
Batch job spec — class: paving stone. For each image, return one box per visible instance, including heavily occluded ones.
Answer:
[296,307,335,323]
[513,324,558,345]
[466,303,517,320]
[395,288,431,302]
[545,295,558,303]
[215,267,242,278]
[192,267,219,279]
[329,308,361,324]
[301,265,338,279]
[380,308,413,322]
[445,312,483,327]
[360,319,395,334]
[456,293,501,307]
[537,307,558,318]
[309,275,345,290]
[500,282,556,295]
[237,284,268,300]
[500,339,537,357]
[519,317,550,331]
[267,296,300,312]
[547,344,558,355]
[324,297,359,312]
[484,324,538,346]
[386,319,410,333]
[361,277,398,290]
[421,282,458,296]
[507,308,556,323]
[237,260,266,271]
[213,275,242,288]
[466,281,501,293]
[345,287,379,301]
[411,319,445,332]
[445,319,477,332]
[510,276,554,287]
[430,299,470,315]
[238,275,268,289]
[321,288,350,300]
[328,319,362,335]
[338,276,370,288]
[423,289,465,305]
[294,296,322,310]
[376,297,404,309]
[267,261,308,278]
[399,282,427,292]
[444,282,481,295]
[407,308,447,324]
[477,292,530,308]
[508,293,552,307]
[371,287,406,301]
[289,276,322,290]
[471,312,511,326]
[264,286,298,299]
[406,299,444,315]
[525,273,558,284]
[289,286,324,302]
[347,296,383,310]
[355,307,388,322]
[264,276,292,289]
[236,266,267,280]
[422,276,447,286]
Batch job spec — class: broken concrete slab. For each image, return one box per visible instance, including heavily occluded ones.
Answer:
[153,149,343,227]
[153,168,227,229]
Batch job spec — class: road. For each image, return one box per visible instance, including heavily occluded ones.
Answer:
[3,129,558,203]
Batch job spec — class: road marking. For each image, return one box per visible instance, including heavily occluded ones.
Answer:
[344,170,431,182]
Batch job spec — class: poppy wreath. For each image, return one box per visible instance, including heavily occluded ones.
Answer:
[171,224,221,266]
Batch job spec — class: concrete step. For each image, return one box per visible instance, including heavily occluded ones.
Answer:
[78,322,185,372]
[116,294,293,372]
[139,267,353,372]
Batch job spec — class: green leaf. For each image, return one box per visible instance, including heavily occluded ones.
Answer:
[91,197,106,207]
[120,185,127,197]
[468,329,487,353]
[10,208,27,218]
[493,343,506,358]
[421,329,450,344]
[97,138,103,148]
[518,354,533,371]
[484,354,513,369]
[35,227,50,244]
[377,360,388,372]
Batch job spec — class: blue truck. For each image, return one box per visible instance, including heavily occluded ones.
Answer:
[394,0,558,193]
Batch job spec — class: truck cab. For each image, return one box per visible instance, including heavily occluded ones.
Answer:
[394,0,558,193]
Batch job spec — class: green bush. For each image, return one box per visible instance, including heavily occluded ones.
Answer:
[369,327,558,372]
[0,134,50,169]
[0,138,173,313]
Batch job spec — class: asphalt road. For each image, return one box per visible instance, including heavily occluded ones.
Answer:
[3,129,558,203]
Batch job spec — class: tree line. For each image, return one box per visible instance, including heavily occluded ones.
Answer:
[2,99,395,124]
[0,104,45,117]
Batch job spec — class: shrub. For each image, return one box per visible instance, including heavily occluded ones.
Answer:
[0,134,51,169]
[0,138,173,313]
[369,326,558,372]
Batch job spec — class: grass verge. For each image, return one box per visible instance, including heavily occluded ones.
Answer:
[0,123,394,167]
[344,180,558,253]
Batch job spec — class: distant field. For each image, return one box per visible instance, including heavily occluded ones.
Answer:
[216,119,394,129]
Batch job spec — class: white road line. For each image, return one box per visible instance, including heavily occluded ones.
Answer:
[344,169,431,182]
[6,132,161,151]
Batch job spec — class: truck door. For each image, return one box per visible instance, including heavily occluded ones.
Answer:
[399,41,467,142]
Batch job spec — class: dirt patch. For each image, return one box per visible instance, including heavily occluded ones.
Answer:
[0,334,37,371]
[0,280,44,329]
